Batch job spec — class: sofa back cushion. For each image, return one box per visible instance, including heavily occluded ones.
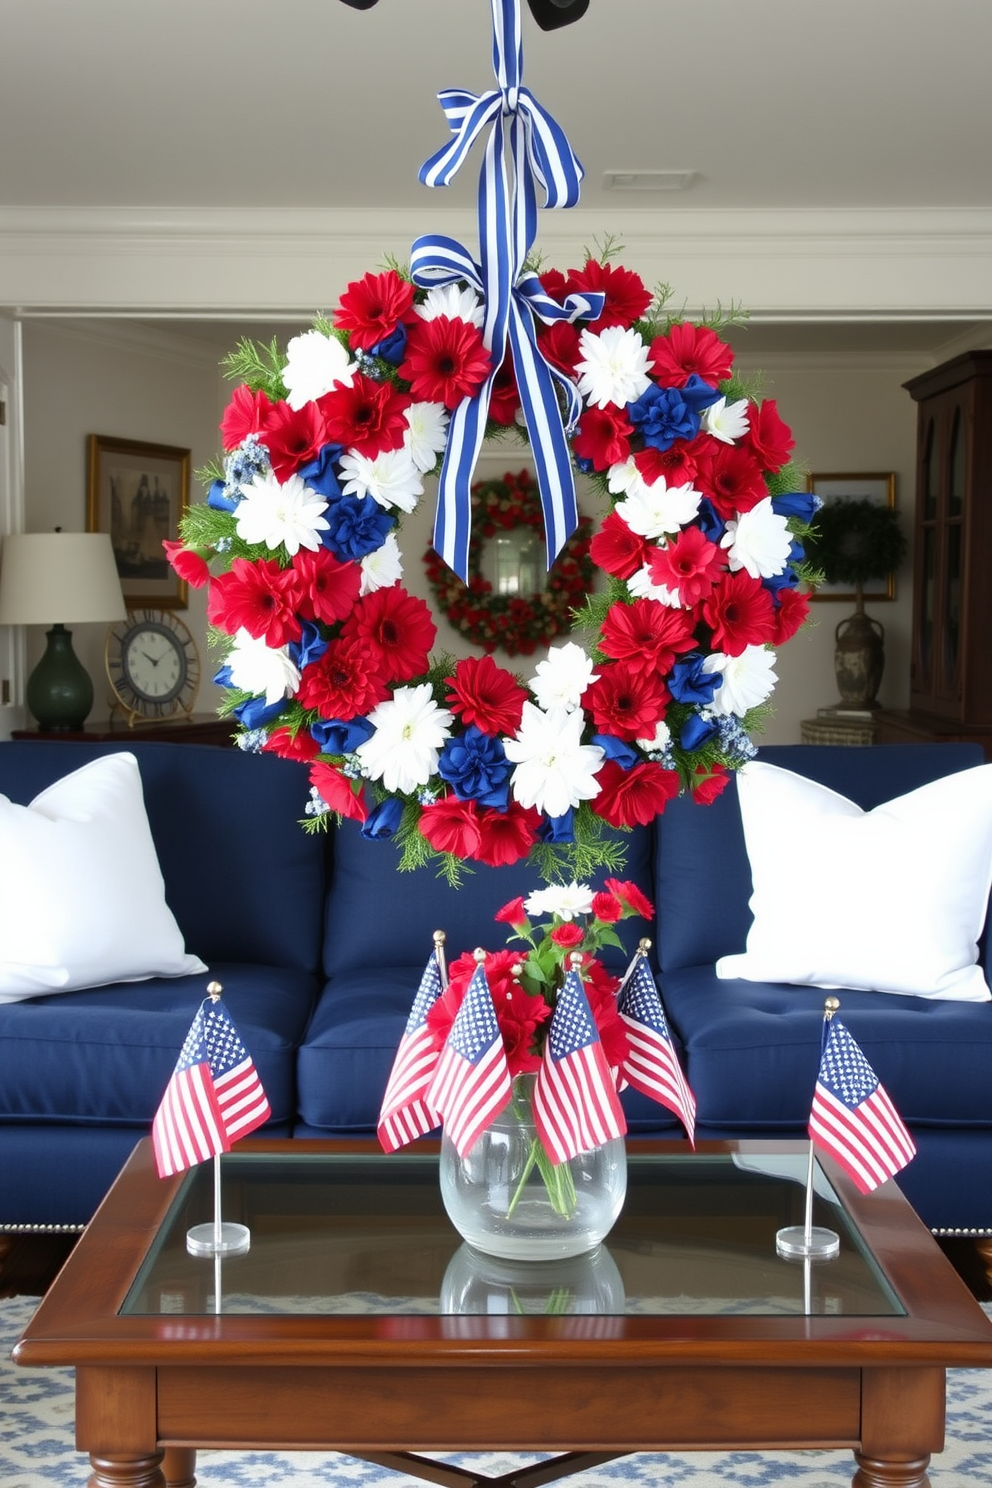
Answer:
[654,742,987,972]
[0,741,326,973]
[323,819,656,977]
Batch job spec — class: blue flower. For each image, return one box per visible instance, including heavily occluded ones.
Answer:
[695,498,727,545]
[224,435,270,491]
[626,384,699,452]
[311,716,375,754]
[298,442,344,499]
[235,694,287,730]
[591,734,639,770]
[668,655,722,706]
[361,798,404,840]
[679,373,723,414]
[716,715,759,763]
[772,491,821,524]
[213,664,234,690]
[681,711,719,751]
[208,480,239,513]
[539,809,575,843]
[762,540,804,594]
[369,325,408,365]
[322,493,395,563]
[437,726,512,809]
[288,621,328,671]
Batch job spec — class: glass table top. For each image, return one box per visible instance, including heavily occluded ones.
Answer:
[120,1149,904,1320]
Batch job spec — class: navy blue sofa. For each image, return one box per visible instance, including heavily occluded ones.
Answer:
[1,737,990,1239]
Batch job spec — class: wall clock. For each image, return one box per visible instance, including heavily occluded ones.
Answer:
[105,607,200,726]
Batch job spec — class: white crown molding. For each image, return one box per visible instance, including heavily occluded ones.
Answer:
[2,206,992,318]
[24,314,224,368]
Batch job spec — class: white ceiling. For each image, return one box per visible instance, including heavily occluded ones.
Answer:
[4,0,992,355]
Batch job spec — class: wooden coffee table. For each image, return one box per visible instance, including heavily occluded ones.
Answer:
[14,1138,992,1488]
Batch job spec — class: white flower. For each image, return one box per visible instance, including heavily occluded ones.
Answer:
[503,703,604,819]
[529,642,598,712]
[282,330,356,410]
[355,684,454,796]
[615,477,702,540]
[234,470,329,555]
[416,284,485,329]
[360,531,403,595]
[721,498,792,579]
[575,325,653,410]
[404,401,450,473]
[339,448,423,513]
[703,646,779,717]
[524,882,595,921]
[636,719,673,754]
[627,562,681,608]
[605,457,642,498]
[701,396,750,444]
[226,629,300,707]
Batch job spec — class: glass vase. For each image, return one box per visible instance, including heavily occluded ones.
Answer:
[439,1075,627,1261]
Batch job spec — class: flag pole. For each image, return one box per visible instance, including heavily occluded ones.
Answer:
[775,996,841,1264]
[186,982,252,1260]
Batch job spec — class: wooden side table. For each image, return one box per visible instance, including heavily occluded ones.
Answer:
[11,713,236,747]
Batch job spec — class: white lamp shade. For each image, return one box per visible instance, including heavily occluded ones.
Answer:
[0,532,127,626]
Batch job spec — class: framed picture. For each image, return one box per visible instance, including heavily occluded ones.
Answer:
[805,471,898,602]
[86,435,191,608]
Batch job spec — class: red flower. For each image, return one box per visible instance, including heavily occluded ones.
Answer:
[296,637,390,720]
[419,795,483,860]
[475,802,542,867]
[318,374,410,455]
[220,384,276,450]
[772,586,811,644]
[488,353,522,426]
[292,547,362,626]
[572,405,633,470]
[263,726,320,763]
[495,895,528,928]
[207,557,303,646]
[590,891,623,923]
[400,317,492,409]
[567,260,652,331]
[743,398,795,473]
[445,655,529,735]
[333,270,418,353]
[551,922,585,948]
[599,599,696,675]
[649,527,726,606]
[589,511,651,580]
[536,319,582,378]
[691,762,730,804]
[309,762,368,823]
[702,570,777,655]
[163,540,209,589]
[342,586,436,683]
[634,441,697,489]
[428,950,551,1075]
[584,661,670,741]
[648,323,734,388]
[604,878,654,919]
[262,400,326,482]
[594,758,681,829]
[693,443,768,518]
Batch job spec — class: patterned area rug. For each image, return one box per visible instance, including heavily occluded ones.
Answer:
[3,1294,991,1488]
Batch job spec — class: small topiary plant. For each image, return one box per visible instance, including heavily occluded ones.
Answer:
[806,498,907,610]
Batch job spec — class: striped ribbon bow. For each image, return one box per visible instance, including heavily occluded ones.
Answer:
[413,0,604,582]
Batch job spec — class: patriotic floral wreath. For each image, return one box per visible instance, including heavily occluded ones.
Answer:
[169,251,819,885]
[422,468,594,657]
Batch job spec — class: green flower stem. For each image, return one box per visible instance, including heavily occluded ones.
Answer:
[505,1085,578,1220]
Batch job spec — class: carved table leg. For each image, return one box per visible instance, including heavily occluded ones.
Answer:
[852,1451,931,1488]
[163,1447,197,1487]
[87,1452,166,1488]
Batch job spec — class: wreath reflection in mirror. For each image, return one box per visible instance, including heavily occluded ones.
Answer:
[423,469,594,657]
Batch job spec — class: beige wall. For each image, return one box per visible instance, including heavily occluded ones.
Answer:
[19,320,927,743]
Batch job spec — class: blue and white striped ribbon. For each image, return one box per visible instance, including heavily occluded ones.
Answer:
[414,0,604,581]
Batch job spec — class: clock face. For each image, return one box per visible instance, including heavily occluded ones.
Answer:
[105,608,200,721]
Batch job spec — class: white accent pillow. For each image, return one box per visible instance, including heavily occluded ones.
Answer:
[0,752,207,1003]
[715,760,992,1001]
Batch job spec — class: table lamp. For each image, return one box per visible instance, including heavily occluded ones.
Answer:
[0,530,127,731]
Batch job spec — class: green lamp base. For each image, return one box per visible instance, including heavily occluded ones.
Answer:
[25,624,95,732]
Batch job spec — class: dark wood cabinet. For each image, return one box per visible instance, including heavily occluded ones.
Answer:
[875,350,992,755]
[11,713,236,747]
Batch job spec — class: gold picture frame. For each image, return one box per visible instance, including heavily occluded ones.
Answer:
[805,471,898,602]
[86,434,191,608]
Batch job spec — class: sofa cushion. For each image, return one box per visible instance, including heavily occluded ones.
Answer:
[654,743,988,972]
[0,741,327,974]
[0,753,206,1002]
[662,963,992,1130]
[0,963,317,1128]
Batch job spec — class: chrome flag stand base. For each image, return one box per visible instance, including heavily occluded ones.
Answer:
[775,1143,839,1260]
[186,1153,250,1257]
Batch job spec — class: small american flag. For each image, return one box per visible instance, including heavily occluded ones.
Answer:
[152,998,270,1179]
[427,960,512,1158]
[533,967,626,1164]
[377,947,445,1152]
[809,1015,916,1194]
[617,955,696,1145]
